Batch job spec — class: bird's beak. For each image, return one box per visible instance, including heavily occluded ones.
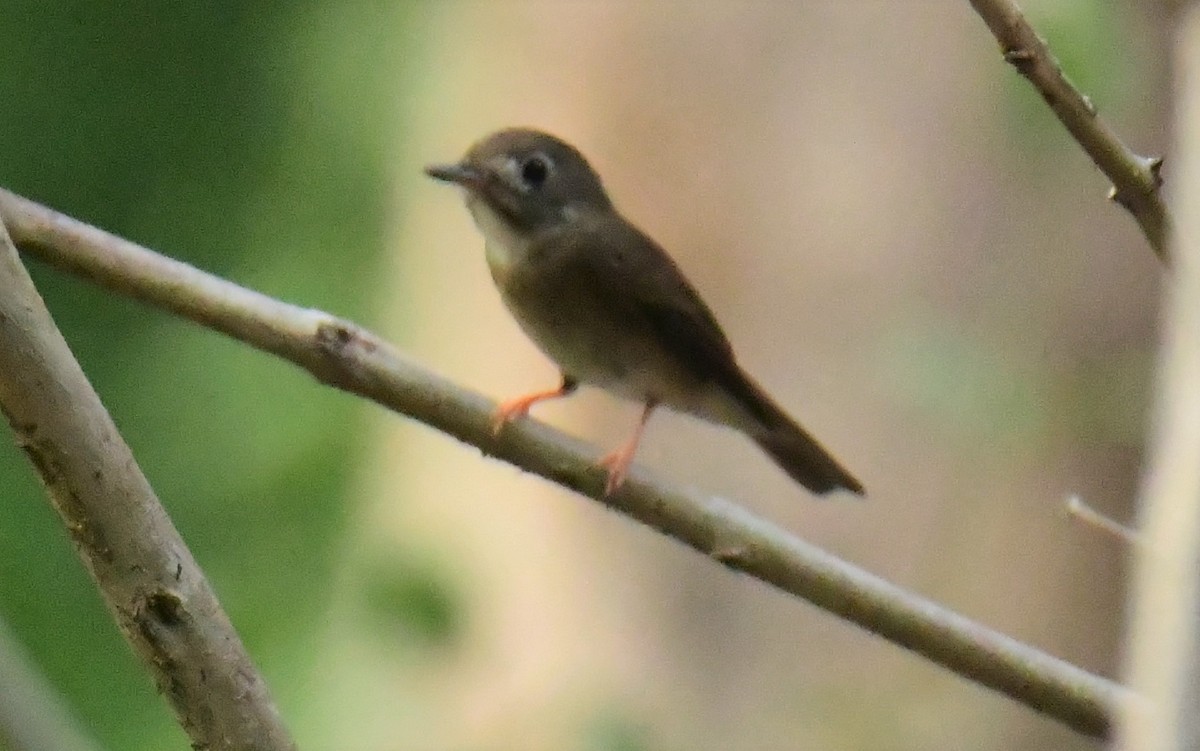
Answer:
[424,162,483,188]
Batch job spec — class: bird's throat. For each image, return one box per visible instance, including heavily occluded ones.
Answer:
[466,195,529,286]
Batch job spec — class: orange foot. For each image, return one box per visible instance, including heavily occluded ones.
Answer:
[491,394,540,434]
[598,443,638,495]
[596,402,658,495]
[491,380,577,435]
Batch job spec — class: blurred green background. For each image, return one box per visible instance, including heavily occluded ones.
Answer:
[0,2,422,749]
[0,2,1169,750]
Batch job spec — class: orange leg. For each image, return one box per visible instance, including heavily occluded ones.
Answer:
[598,402,657,495]
[492,376,577,435]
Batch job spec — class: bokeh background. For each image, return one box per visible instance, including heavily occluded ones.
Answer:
[0,2,1169,750]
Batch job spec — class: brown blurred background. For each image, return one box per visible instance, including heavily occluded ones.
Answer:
[336,3,1163,750]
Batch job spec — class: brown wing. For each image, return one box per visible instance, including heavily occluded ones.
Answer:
[520,212,864,495]
[527,212,772,424]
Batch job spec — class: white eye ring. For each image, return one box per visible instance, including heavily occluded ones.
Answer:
[519,153,552,188]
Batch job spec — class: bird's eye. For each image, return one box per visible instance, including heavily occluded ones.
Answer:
[520,154,550,188]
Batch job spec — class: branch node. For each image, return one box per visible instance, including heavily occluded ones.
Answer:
[144,589,187,627]
[711,546,750,566]
[1003,46,1035,68]
[314,318,356,350]
[1149,155,1166,186]
[315,317,379,356]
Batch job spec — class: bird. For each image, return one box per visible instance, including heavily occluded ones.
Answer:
[425,127,863,497]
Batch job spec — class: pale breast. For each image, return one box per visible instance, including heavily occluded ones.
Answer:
[466,196,526,286]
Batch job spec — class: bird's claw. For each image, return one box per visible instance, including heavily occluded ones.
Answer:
[598,447,634,495]
[490,399,530,435]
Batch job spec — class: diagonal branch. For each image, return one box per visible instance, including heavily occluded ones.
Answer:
[0,188,1129,739]
[968,0,1170,263]
[0,209,295,749]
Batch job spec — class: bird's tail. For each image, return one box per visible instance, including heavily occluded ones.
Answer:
[726,372,864,496]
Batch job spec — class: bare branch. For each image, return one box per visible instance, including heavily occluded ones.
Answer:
[0,209,295,750]
[1117,8,1200,749]
[0,188,1130,738]
[967,0,1170,263]
[1065,495,1138,546]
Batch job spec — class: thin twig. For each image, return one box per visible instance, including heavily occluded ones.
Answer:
[967,0,1171,263]
[0,210,295,750]
[0,188,1130,738]
[1065,495,1139,546]
[1117,8,1200,749]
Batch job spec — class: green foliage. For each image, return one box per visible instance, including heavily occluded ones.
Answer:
[881,316,1050,451]
[1034,0,1129,103]
[581,707,654,751]
[363,557,465,650]
[0,1,415,749]
[1059,348,1153,446]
